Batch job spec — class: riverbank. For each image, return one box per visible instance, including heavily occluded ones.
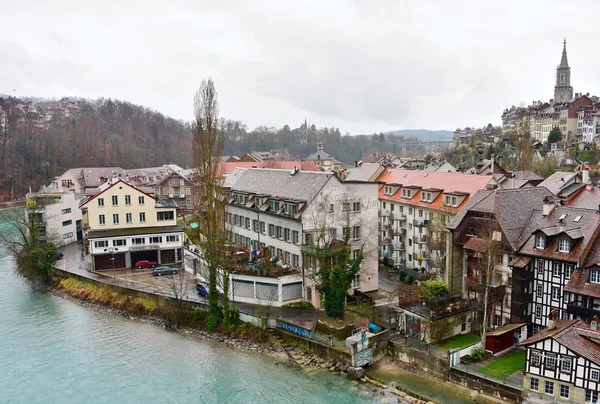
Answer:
[0,199,25,210]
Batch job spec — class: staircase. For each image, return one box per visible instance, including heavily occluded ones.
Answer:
[267,329,321,373]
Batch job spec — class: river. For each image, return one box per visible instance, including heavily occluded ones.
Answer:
[0,220,374,404]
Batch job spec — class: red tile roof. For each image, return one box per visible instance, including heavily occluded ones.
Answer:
[220,161,321,176]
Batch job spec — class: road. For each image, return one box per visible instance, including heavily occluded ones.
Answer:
[57,242,324,324]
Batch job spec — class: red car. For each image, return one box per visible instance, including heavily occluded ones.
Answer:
[135,260,157,269]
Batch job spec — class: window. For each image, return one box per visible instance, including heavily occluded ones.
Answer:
[113,239,126,246]
[150,236,162,244]
[591,369,600,381]
[558,239,570,253]
[285,203,298,215]
[98,198,104,207]
[352,273,361,289]
[531,351,541,366]
[352,202,361,212]
[390,204,395,211]
[63,232,73,239]
[62,220,72,227]
[329,203,334,211]
[304,232,312,246]
[564,265,573,279]
[408,253,412,262]
[530,377,539,391]
[157,211,174,221]
[99,215,105,225]
[535,235,545,249]
[138,196,145,205]
[245,217,250,229]
[268,224,275,237]
[292,230,299,244]
[535,304,542,319]
[466,227,475,236]
[422,191,431,202]
[552,286,560,300]
[586,390,598,403]
[591,269,600,284]
[402,189,412,199]
[125,195,131,205]
[352,249,360,260]
[409,207,413,215]
[284,228,290,242]
[94,240,108,248]
[553,262,562,276]
[536,283,543,296]
[560,357,572,373]
[444,195,458,206]
[537,259,545,274]
[252,220,259,232]
[560,385,569,399]
[139,212,146,223]
[260,222,266,235]
[112,214,119,224]
[132,238,145,245]
[545,353,556,369]
[61,208,71,215]
[292,254,299,267]
[342,202,350,211]
[276,226,282,239]
[186,187,191,196]
[269,200,280,212]
[544,381,554,395]
[352,226,361,239]
[112,195,118,206]
[166,235,179,243]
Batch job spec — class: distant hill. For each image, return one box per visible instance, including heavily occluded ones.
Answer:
[385,129,454,141]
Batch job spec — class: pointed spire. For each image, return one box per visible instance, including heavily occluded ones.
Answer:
[560,38,569,68]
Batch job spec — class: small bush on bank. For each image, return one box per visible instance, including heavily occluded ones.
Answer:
[281,301,314,309]
[397,271,407,283]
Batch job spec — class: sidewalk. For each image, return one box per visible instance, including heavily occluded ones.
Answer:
[57,242,324,325]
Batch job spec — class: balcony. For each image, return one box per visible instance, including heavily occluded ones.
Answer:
[300,244,317,255]
[567,302,600,322]
[392,243,406,251]
[413,236,427,244]
[391,228,406,236]
[413,219,428,227]
[379,211,391,217]
[390,213,406,222]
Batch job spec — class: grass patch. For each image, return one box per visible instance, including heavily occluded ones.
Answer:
[281,301,314,309]
[435,334,480,350]
[476,350,526,380]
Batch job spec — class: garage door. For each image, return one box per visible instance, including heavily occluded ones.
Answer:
[131,250,158,267]
[161,249,176,264]
[94,253,126,270]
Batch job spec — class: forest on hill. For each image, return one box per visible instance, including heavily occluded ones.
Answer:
[0,95,442,199]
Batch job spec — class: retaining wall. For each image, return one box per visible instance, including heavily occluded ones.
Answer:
[388,339,449,379]
[449,367,523,403]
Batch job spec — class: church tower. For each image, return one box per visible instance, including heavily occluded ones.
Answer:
[554,39,573,103]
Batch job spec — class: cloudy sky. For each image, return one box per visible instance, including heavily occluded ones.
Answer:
[1,1,598,134]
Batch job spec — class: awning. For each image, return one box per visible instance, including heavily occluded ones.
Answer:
[509,256,531,268]
[464,237,488,253]
[129,244,160,252]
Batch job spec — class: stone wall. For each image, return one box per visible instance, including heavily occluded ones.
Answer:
[450,367,523,403]
[274,328,352,364]
[388,339,449,379]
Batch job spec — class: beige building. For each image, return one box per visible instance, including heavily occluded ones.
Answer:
[80,178,183,270]
[304,141,342,172]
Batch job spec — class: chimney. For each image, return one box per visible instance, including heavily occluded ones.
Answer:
[592,315,599,331]
[548,309,559,330]
[542,196,554,216]
[317,141,323,152]
[582,163,590,184]
[354,160,358,168]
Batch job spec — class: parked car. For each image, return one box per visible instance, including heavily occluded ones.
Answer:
[195,282,210,297]
[152,266,178,276]
[135,260,157,269]
[56,252,64,260]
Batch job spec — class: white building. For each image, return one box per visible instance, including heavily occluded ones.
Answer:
[521,314,600,403]
[25,190,84,246]
[223,168,379,308]
[79,178,183,270]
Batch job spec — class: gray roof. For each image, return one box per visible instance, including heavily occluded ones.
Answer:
[345,163,382,182]
[75,167,127,188]
[538,171,581,196]
[305,150,341,164]
[225,168,334,202]
[448,187,554,250]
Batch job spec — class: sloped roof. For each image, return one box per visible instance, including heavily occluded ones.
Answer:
[375,169,493,194]
[225,168,334,203]
[565,267,600,299]
[538,171,581,196]
[566,185,600,210]
[520,319,580,345]
[345,163,384,182]
[447,187,554,250]
[305,150,341,164]
[219,160,321,176]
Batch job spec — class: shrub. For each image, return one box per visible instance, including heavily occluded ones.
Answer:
[471,346,485,361]
[406,275,415,285]
[281,301,314,309]
[382,256,389,267]
[397,271,407,283]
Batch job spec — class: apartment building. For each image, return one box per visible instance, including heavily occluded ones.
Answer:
[224,168,378,308]
[373,169,495,291]
[154,170,195,211]
[79,178,183,270]
[25,190,84,246]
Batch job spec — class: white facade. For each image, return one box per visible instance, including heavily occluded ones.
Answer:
[26,191,83,246]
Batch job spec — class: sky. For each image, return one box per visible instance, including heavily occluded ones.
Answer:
[1,0,599,134]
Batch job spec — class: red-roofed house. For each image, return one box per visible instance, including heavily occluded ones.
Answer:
[219,160,321,178]
[374,169,495,289]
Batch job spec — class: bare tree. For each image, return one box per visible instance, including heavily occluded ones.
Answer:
[191,78,228,331]
[506,109,534,172]
[425,206,453,280]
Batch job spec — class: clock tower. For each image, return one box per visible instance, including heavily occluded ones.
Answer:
[554,38,573,103]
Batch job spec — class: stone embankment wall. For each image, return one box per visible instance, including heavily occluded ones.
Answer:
[449,367,523,403]
[388,339,449,379]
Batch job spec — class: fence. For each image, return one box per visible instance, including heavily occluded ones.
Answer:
[312,330,347,348]
[452,358,523,391]
[449,341,482,367]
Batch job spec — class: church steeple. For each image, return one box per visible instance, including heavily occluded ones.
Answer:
[554,38,573,103]
[559,38,569,68]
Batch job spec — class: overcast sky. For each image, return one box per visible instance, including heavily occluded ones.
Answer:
[2,1,598,134]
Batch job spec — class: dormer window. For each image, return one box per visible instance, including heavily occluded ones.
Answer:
[269,200,280,212]
[402,189,412,199]
[384,186,393,195]
[285,203,298,215]
[590,269,600,284]
[444,196,458,207]
[422,192,432,202]
[535,235,546,249]
[558,239,571,253]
